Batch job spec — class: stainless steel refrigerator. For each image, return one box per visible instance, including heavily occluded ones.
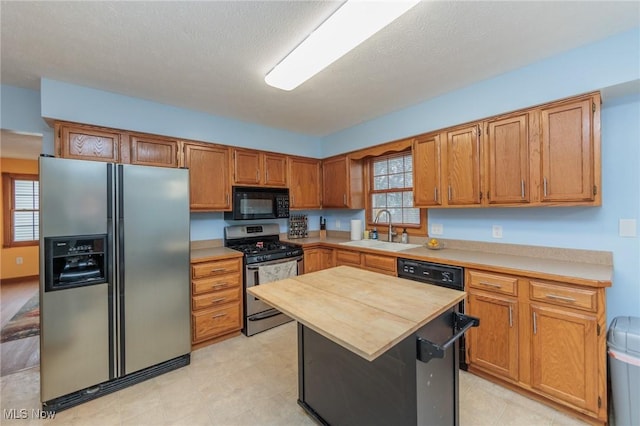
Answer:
[39,156,191,412]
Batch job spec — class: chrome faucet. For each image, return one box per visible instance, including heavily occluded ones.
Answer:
[374,209,396,242]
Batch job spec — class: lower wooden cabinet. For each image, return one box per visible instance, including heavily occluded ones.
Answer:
[466,269,607,424]
[467,291,519,381]
[190,257,242,348]
[304,247,334,273]
[530,304,599,413]
[332,249,396,276]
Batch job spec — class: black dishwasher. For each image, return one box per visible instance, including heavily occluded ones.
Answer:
[397,258,469,370]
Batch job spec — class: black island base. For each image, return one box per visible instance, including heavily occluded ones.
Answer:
[297,308,479,426]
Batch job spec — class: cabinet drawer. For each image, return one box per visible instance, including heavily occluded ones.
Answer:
[363,253,396,275]
[192,304,241,342]
[192,287,241,311]
[335,250,362,267]
[192,258,241,279]
[192,274,241,296]
[468,270,518,296]
[529,280,597,312]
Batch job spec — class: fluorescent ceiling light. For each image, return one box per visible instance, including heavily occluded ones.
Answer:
[265,0,420,91]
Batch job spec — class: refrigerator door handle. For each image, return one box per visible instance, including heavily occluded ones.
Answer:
[117,164,126,376]
[107,163,117,378]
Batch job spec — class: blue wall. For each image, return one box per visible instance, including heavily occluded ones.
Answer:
[0,85,53,149]
[2,27,638,321]
[319,27,640,321]
[40,79,323,158]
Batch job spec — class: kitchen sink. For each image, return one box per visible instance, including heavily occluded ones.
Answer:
[339,239,422,252]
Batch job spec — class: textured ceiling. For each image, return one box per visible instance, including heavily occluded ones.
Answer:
[1,1,639,137]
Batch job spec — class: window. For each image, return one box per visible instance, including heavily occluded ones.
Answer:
[369,152,421,227]
[3,173,39,247]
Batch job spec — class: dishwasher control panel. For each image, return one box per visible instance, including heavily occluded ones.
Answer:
[397,259,464,291]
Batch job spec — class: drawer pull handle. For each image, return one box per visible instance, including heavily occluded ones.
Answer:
[212,313,227,319]
[210,298,226,304]
[212,283,228,289]
[479,281,502,289]
[545,294,576,303]
[211,268,226,273]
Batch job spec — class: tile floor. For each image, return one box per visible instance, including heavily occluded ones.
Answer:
[0,322,588,425]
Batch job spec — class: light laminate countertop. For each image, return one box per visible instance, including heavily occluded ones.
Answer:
[247,265,465,361]
[282,236,612,287]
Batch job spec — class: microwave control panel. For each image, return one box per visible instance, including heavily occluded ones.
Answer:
[275,195,290,218]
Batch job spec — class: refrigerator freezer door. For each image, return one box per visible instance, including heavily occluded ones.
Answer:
[40,157,109,237]
[119,164,190,374]
[39,157,111,400]
[40,284,110,401]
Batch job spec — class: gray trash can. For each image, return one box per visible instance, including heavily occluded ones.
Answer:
[608,316,640,426]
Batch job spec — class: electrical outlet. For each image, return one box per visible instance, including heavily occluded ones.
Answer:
[335,219,341,229]
[16,257,23,265]
[430,223,443,235]
[492,225,503,239]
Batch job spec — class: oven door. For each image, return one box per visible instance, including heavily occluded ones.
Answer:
[245,256,304,316]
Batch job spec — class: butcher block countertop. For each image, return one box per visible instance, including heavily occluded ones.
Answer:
[247,265,465,362]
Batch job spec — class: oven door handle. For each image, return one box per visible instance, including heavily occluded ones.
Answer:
[416,312,479,363]
[248,308,282,321]
[246,256,304,270]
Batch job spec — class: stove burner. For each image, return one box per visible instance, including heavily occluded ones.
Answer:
[229,242,295,255]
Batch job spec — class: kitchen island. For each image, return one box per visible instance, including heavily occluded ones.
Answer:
[248,266,474,426]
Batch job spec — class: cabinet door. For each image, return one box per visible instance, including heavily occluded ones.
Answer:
[304,249,322,274]
[486,114,529,204]
[263,153,287,187]
[233,149,261,185]
[322,156,348,208]
[129,135,180,168]
[57,123,120,162]
[467,291,519,381]
[530,304,598,412]
[320,248,335,270]
[184,143,231,210]
[288,157,322,209]
[444,125,481,205]
[334,249,361,267]
[413,134,442,206]
[540,99,594,202]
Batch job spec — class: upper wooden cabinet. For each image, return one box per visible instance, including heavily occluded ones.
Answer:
[485,113,530,204]
[443,124,482,205]
[288,156,322,209]
[413,92,600,208]
[232,148,287,187]
[183,142,231,211]
[127,134,180,168]
[56,122,121,162]
[539,97,598,203]
[55,121,180,168]
[322,155,364,209]
[413,133,442,206]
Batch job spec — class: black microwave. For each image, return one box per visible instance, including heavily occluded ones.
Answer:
[225,186,290,220]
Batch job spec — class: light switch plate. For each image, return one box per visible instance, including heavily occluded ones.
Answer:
[619,219,637,237]
[431,223,443,235]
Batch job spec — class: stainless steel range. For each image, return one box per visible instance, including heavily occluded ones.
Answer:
[224,224,304,336]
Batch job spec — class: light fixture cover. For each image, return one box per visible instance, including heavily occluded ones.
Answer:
[265,0,420,91]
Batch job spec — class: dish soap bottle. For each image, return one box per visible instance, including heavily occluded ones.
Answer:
[401,228,408,244]
[371,227,378,240]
